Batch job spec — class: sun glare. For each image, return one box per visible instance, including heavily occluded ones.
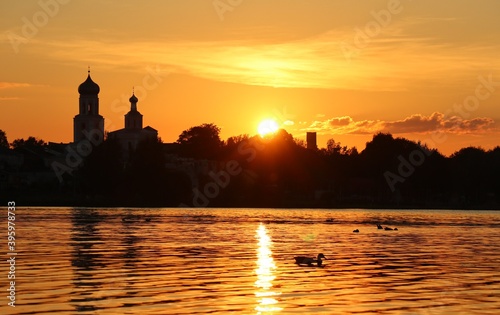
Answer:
[258,119,279,137]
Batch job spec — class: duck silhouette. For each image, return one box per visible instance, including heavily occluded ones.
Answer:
[294,253,327,267]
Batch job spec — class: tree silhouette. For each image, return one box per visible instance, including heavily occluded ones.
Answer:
[0,130,8,149]
[11,136,46,150]
[177,123,223,159]
[9,136,47,171]
[226,134,250,147]
[322,138,358,156]
[1,124,499,208]
[449,146,488,207]
[487,146,500,205]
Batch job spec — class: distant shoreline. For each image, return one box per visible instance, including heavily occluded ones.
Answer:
[2,197,498,211]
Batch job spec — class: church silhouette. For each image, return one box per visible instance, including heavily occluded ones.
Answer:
[74,70,104,143]
[74,70,158,156]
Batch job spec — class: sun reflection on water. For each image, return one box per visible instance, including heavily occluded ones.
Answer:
[255,223,282,314]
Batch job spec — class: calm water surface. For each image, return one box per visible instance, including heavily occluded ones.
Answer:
[2,208,500,314]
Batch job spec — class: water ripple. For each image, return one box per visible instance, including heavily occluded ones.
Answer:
[2,208,500,314]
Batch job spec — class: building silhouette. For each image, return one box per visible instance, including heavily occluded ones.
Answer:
[307,132,317,150]
[108,91,158,155]
[73,70,158,156]
[74,70,104,144]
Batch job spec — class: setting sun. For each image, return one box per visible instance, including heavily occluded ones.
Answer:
[258,119,279,137]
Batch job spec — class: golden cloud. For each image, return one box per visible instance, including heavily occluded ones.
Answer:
[305,112,497,135]
[26,17,500,91]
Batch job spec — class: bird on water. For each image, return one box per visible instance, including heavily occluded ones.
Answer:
[294,253,327,267]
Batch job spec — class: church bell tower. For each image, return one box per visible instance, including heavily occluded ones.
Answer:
[124,91,143,130]
[73,69,104,143]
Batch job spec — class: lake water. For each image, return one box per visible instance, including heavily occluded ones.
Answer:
[2,208,500,314]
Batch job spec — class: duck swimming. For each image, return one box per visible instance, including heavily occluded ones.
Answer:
[294,253,327,267]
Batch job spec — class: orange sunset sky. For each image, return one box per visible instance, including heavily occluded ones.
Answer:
[1,0,500,156]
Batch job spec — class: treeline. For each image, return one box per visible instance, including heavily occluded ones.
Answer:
[0,126,499,208]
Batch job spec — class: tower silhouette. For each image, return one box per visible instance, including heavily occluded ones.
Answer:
[124,90,143,130]
[108,90,158,158]
[73,69,104,143]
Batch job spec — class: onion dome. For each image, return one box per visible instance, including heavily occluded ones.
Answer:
[78,70,100,95]
[129,93,138,103]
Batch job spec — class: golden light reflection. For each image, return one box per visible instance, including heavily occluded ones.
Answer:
[255,223,282,314]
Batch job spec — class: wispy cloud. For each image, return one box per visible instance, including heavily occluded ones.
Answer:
[305,112,497,135]
[0,82,30,89]
[22,17,500,91]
